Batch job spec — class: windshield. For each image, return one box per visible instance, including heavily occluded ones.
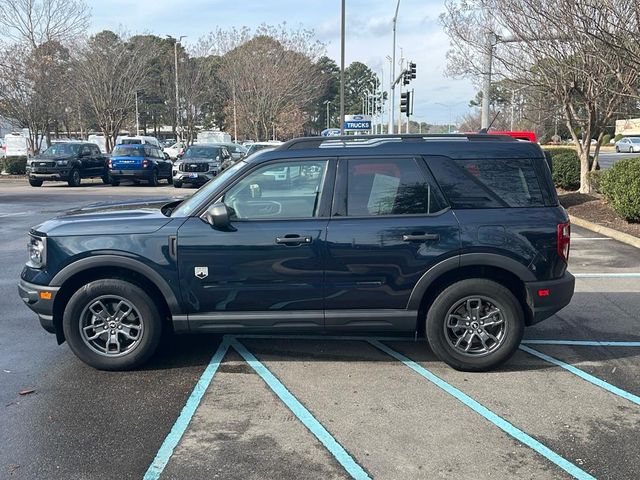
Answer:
[112,146,144,157]
[184,147,220,159]
[120,139,142,145]
[172,161,245,217]
[42,144,81,156]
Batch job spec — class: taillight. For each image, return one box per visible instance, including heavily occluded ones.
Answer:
[142,159,149,168]
[108,159,112,168]
[557,222,570,262]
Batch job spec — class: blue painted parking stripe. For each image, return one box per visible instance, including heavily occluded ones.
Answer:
[230,338,371,480]
[369,340,596,480]
[523,340,640,347]
[143,337,231,480]
[520,345,640,407]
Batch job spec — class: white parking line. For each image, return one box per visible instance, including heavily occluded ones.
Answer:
[0,211,30,218]
[571,237,611,241]
[573,273,640,278]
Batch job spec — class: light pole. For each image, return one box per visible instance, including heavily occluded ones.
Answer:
[389,0,401,134]
[324,100,331,129]
[510,86,526,131]
[135,91,140,136]
[167,35,186,141]
[339,0,346,135]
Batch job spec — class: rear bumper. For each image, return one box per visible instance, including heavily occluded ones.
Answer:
[524,271,575,324]
[18,279,59,333]
[110,168,152,179]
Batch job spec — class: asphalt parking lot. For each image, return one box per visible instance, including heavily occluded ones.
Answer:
[2,179,640,480]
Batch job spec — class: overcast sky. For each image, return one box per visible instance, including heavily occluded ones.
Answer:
[88,0,477,125]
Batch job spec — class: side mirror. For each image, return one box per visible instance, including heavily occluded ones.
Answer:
[204,203,233,230]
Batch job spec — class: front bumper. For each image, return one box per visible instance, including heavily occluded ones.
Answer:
[26,167,70,181]
[18,279,59,334]
[172,170,218,184]
[524,271,575,324]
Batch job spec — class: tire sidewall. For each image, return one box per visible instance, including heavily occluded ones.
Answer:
[63,279,162,370]
[426,279,524,372]
[68,168,81,187]
[149,169,158,186]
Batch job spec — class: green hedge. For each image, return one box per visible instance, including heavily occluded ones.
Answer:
[601,134,611,146]
[543,147,597,190]
[2,156,27,174]
[601,157,640,222]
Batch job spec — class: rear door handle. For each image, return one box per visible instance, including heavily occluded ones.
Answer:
[402,233,440,242]
[276,235,313,245]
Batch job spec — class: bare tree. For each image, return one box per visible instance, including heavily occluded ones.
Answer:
[0,0,89,49]
[0,41,71,153]
[442,0,640,193]
[73,31,150,151]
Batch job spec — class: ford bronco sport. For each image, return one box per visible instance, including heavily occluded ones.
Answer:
[18,134,574,371]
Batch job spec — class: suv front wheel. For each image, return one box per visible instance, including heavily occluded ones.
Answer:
[62,279,162,370]
[426,279,524,372]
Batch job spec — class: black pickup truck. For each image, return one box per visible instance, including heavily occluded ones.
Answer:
[26,142,109,187]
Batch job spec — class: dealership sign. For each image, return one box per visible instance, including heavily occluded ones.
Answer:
[343,114,371,131]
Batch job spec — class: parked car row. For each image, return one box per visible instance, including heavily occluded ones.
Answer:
[25,135,259,188]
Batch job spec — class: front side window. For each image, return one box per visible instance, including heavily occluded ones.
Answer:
[345,158,446,216]
[223,160,328,219]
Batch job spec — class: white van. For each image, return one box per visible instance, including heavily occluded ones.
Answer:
[4,133,29,157]
[197,130,231,144]
[88,134,107,153]
[115,135,162,149]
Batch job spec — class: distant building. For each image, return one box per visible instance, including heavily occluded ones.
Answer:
[615,118,640,136]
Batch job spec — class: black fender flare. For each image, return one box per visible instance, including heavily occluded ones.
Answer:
[50,255,182,314]
[407,253,535,310]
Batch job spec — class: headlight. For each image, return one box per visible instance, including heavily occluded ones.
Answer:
[56,160,68,166]
[27,235,46,269]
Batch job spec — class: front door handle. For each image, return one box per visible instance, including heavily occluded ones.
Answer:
[402,233,440,242]
[276,235,313,245]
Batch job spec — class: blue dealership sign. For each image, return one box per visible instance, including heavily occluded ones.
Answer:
[344,114,372,131]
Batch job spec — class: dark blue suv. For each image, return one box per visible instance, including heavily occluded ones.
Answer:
[109,144,173,186]
[18,135,574,371]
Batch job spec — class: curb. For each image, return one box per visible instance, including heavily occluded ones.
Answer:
[570,214,640,250]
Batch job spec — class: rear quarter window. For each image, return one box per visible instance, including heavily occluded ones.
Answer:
[427,156,546,209]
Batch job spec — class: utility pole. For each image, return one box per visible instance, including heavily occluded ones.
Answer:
[135,91,140,136]
[232,84,238,142]
[389,0,401,134]
[339,0,346,135]
[481,31,495,130]
[168,35,187,141]
[324,100,331,129]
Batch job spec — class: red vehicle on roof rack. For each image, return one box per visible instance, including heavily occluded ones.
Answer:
[488,131,537,142]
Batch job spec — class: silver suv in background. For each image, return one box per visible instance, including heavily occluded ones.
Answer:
[172,144,231,188]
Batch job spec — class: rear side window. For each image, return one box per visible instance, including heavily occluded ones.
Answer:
[344,158,446,216]
[427,157,545,209]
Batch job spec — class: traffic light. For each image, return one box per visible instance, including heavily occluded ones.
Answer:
[402,72,410,85]
[400,91,411,116]
[409,62,416,79]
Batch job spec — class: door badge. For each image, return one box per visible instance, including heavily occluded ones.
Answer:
[194,267,208,279]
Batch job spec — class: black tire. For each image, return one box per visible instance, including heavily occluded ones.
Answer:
[616,146,620,153]
[132,178,140,185]
[101,174,110,184]
[67,168,81,187]
[29,178,43,187]
[111,177,120,186]
[173,180,182,188]
[148,169,159,186]
[425,279,524,372]
[167,174,173,185]
[62,279,163,371]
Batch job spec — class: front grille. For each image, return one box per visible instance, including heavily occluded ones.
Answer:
[179,163,209,173]
[33,161,56,168]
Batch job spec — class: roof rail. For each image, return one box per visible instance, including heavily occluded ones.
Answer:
[278,133,516,151]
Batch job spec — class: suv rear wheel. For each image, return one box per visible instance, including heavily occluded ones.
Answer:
[62,279,162,371]
[425,279,524,372]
